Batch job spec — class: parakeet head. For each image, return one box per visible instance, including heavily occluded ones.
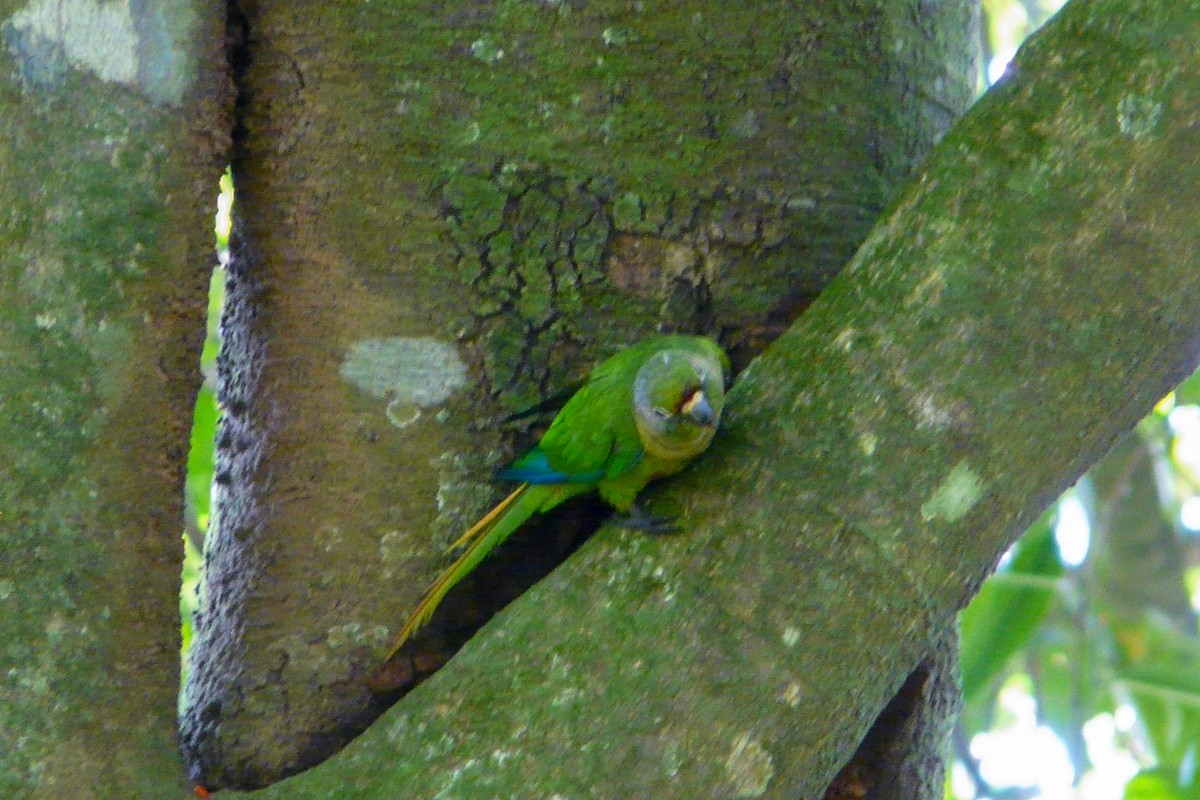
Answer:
[632,347,727,459]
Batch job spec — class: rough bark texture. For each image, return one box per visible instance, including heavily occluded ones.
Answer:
[825,627,960,800]
[181,0,977,789]
[201,1,1200,797]
[0,1,229,797]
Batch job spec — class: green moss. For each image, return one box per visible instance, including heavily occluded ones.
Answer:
[515,256,554,324]
[482,317,532,407]
[348,1,814,190]
[322,0,891,410]
[0,20,203,786]
[438,163,651,406]
[0,477,116,795]
[0,115,132,497]
[442,173,506,235]
[485,229,515,277]
[612,192,644,231]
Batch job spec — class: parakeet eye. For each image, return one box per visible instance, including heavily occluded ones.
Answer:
[678,388,702,414]
[651,406,671,420]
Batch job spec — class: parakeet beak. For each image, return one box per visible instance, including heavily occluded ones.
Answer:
[681,390,716,427]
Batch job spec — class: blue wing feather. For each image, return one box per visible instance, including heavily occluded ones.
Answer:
[496,448,605,484]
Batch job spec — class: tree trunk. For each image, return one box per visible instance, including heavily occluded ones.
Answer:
[206,1,1200,797]
[181,0,977,790]
[0,2,229,797]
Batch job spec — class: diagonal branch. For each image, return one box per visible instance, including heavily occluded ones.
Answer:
[222,1,1200,798]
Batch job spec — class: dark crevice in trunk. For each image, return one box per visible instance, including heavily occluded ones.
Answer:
[824,627,961,800]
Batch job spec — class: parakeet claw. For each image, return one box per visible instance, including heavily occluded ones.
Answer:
[612,505,679,535]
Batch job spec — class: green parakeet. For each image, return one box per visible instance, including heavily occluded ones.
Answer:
[386,334,730,657]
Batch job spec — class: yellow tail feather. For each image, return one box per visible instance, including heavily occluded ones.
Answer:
[444,485,526,554]
[385,484,531,659]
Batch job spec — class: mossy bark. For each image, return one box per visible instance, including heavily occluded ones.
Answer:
[182,0,977,789]
[196,0,1200,797]
[824,627,961,800]
[0,1,229,798]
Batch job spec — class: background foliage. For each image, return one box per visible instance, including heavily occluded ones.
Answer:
[179,4,1199,798]
[179,168,229,700]
[952,3,1200,799]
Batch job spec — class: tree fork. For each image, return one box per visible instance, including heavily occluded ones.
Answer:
[217,1,1200,797]
[182,0,978,789]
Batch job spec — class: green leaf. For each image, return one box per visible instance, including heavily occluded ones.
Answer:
[185,384,219,527]
[1124,767,1200,800]
[1023,617,1113,776]
[959,509,1063,703]
[1115,617,1200,769]
[1173,367,1200,406]
[199,266,225,378]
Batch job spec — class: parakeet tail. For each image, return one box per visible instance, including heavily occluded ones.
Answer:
[386,482,556,659]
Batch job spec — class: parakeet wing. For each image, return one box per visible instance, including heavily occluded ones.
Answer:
[498,381,585,424]
[498,346,647,484]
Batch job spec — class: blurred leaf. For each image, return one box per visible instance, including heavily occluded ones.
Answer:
[185,384,219,528]
[180,508,205,624]
[200,267,225,382]
[1124,767,1200,800]
[982,0,1031,54]
[1174,370,1200,407]
[960,509,1063,703]
[180,531,204,705]
[181,181,229,708]
[1116,616,1200,770]
[952,6,1193,797]
[1026,618,1113,778]
[215,167,234,253]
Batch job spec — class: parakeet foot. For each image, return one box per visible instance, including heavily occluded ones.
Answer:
[611,505,678,535]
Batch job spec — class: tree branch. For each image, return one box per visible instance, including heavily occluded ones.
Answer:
[219,1,1200,798]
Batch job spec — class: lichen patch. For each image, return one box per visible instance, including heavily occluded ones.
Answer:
[339,337,467,426]
[4,0,193,103]
[8,0,137,83]
[1117,93,1163,140]
[724,733,774,797]
[920,460,984,523]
